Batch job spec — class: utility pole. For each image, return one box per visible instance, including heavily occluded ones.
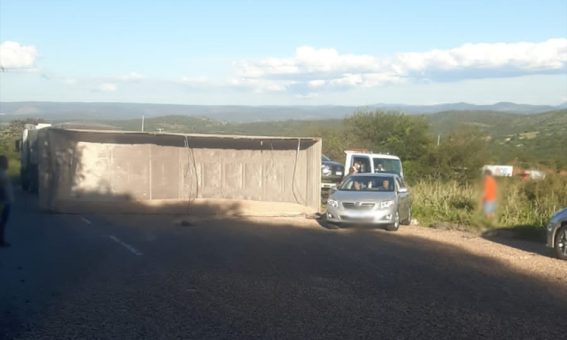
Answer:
[141,115,145,132]
[437,134,440,147]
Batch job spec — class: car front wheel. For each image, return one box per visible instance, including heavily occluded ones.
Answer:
[386,211,400,232]
[555,225,567,260]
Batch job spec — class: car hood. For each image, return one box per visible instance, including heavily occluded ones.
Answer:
[322,160,344,168]
[550,207,567,223]
[330,190,396,202]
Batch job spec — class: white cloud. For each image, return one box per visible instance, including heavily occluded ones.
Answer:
[235,46,381,79]
[394,38,567,75]
[179,76,209,86]
[296,93,319,99]
[0,41,38,70]
[308,80,326,88]
[116,72,145,82]
[232,38,567,93]
[98,83,118,92]
[230,77,295,93]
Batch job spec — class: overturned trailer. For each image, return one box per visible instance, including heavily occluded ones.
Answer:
[38,128,322,216]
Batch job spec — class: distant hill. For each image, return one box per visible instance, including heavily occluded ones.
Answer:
[368,102,557,114]
[124,109,566,167]
[101,116,343,137]
[0,102,355,122]
[427,109,567,166]
[427,109,567,136]
[1,103,564,167]
[0,101,563,122]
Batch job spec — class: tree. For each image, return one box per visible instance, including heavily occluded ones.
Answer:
[318,127,349,162]
[430,126,490,182]
[344,111,432,162]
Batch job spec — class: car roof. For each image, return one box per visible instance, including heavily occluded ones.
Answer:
[349,173,398,179]
[345,151,401,160]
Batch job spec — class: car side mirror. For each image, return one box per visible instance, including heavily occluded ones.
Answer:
[398,187,408,194]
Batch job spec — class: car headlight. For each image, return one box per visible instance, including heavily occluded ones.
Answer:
[327,199,339,208]
[380,200,395,209]
[321,164,331,175]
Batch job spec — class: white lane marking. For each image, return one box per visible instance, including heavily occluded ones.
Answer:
[108,235,143,256]
[80,216,92,225]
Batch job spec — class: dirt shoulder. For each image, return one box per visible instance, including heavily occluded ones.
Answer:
[393,225,566,284]
[102,213,566,285]
[245,217,567,285]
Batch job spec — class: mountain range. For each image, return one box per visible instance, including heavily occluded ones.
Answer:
[0,101,565,122]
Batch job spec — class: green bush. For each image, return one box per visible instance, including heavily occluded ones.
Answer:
[497,176,567,227]
[411,175,567,230]
[0,124,23,180]
[411,180,481,229]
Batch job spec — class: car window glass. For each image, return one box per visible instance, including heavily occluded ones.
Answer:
[338,175,394,192]
[373,158,401,175]
[352,156,371,173]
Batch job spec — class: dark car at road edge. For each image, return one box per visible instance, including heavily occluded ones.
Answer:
[321,155,344,189]
[547,207,567,260]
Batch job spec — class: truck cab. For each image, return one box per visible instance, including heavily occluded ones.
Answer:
[344,150,403,178]
[19,123,51,192]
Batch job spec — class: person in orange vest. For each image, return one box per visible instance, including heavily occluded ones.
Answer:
[482,169,497,221]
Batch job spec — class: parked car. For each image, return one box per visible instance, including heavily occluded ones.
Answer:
[547,207,567,260]
[321,155,345,189]
[325,173,411,231]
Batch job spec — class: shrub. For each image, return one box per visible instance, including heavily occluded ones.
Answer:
[411,175,567,230]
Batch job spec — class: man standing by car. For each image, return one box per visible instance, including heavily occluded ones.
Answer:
[482,169,497,221]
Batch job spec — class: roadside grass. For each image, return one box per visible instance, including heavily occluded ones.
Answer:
[411,180,482,230]
[411,175,567,238]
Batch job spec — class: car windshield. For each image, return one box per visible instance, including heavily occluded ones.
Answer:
[339,175,395,192]
[373,158,402,176]
[321,155,331,162]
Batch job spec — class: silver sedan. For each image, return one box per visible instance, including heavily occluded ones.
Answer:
[325,173,411,231]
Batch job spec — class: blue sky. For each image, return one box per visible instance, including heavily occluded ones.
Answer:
[1,0,566,105]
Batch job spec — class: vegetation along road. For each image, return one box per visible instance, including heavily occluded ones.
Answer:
[1,190,565,339]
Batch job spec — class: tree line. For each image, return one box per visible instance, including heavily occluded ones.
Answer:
[318,111,490,184]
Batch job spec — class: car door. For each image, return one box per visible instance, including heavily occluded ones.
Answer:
[395,176,410,220]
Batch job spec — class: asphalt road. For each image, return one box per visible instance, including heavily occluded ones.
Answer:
[1,191,566,339]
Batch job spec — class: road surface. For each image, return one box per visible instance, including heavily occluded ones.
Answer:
[1,190,566,339]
